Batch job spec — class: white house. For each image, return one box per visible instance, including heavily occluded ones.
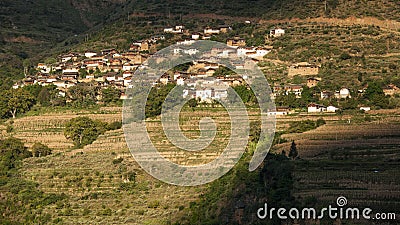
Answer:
[204,27,220,35]
[124,77,132,87]
[177,77,186,86]
[164,25,185,34]
[163,28,175,33]
[123,63,136,71]
[191,33,201,40]
[308,103,327,113]
[270,28,285,37]
[37,63,52,73]
[85,51,97,58]
[176,40,195,45]
[360,107,371,112]
[336,88,351,99]
[327,106,338,113]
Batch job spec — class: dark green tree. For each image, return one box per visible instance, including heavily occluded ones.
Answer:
[31,142,52,157]
[288,140,298,160]
[233,85,257,104]
[64,117,107,148]
[37,85,63,107]
[145,84,176,118]
[187,98,198,108]
[364,82,389,108]
[2,88,35,118]
[101,87,121,104]
[0,137,32,169]
[67,83,99,108]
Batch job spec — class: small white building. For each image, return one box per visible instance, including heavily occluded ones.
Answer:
[270,28,285,37]
[308,103,327,113]
[176,40,195,45]
[177,77,186,86]
[204,28,220,35]
[360,107,371,112]
[85,51,97,58]
[336,88,351,99]
[192,33,201,40]
[327,106,338,113]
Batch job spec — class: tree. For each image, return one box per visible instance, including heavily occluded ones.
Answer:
[339,52,351,61]
[31,142,52,157]
[187,98,198,108]
[67,83,99,108]
[357,72,363,83]
[3,88,35,118]
[0,137,32,169]
[64,117,106,148]
[288,140,298,160]
[79,68,88,79]
[213,66,235,77]
[145,84,176,118]
[22,84,43,99]
[301,86,315,104]
[101,87,121,104]
[364,82,389,108]
[275,93,299,108]
[233,85,257,104]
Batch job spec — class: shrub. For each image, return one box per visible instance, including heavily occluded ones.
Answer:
[32,142,52,157]
[287,119,325,133]
[339,52,351,60]
[112,157,123,164]
[107,121,122,130]
[6,125,13,133]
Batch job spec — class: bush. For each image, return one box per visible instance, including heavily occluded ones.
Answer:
[32,142,52,157]
[339,52,351,60]
[107,121,122,130]
[6,125,13,133]
[112,157,123,164]
[287,119,325,133]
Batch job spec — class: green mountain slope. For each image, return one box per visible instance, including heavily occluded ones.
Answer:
[0,0,399,90]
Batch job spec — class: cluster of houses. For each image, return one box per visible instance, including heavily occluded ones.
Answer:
[16,23,391,115]
[14,23,278,95]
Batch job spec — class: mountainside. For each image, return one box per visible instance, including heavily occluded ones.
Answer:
[0,0,128,89]
[0,0,399,89]
[124,0,400,21]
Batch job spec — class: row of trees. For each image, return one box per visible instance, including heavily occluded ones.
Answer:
[0,83,123,119]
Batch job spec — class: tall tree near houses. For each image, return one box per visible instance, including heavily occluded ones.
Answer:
[5,88,35,118]
[288,140,298,160]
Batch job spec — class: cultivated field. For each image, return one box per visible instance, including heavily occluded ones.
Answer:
[2,107,399,224]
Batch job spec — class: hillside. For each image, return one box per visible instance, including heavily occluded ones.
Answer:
[0,0,128,89]
[1,0,399,67]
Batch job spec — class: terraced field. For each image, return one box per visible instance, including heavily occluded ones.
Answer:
[274,111,400,220]
[5,107,244,224]
[2,107,400,224]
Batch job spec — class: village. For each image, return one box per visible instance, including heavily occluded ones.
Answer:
[13,25,400,114]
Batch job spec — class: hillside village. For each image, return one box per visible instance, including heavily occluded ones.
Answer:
[13,24,400,114]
